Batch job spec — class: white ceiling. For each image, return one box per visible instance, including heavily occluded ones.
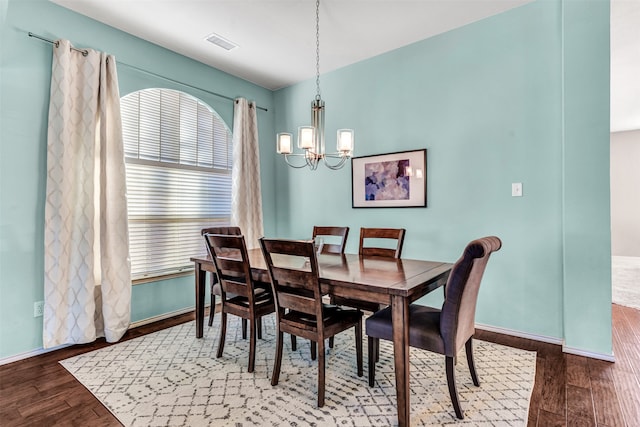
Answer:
[51,0,639,131]
[49,0,535,89]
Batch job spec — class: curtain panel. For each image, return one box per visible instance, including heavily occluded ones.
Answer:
[43,39,131,348]
[231,98,264,249]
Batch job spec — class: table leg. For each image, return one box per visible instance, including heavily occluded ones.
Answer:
[195,261,205,338]
[391,294,411,427]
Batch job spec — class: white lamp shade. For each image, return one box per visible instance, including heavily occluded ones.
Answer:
[336,129,354,153]
[298,126,315,149]
[277,133,293,154]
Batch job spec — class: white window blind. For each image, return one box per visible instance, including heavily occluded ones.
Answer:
[121,88,232,280]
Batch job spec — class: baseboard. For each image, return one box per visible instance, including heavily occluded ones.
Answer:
[0,343,71,366]
[0,305,205,366]
[562,345,616,362]
[475,322,564,345]
[476,322,616,362]
[129,306,198,329]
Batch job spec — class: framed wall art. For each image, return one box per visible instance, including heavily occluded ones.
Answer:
[351,149,427,208]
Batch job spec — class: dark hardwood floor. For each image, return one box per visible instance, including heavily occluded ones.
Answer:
[1,304,638,426]
[476,304,640,427]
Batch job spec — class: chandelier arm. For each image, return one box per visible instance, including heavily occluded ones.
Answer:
[306,154,320,170]
[322,155,349,170]
[284,154,317,169]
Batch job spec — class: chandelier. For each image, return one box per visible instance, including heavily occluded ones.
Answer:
[276,0,354,170]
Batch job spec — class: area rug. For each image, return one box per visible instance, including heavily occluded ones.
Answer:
[612,256,640,310]
[60,314,536,426]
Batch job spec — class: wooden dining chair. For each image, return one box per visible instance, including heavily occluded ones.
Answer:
[201,226,242,328]
[312,226,349,254]
[259,237,363,407]
[312,226,349,353]
[327,227,406,352]
[328,227,406,345]
[203,233,275,373]
[366,236,502,419]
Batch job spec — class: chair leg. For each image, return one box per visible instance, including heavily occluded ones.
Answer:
[317,339,326,407]
[328,296,336,348]
[271,331,284,386]
[257,317,263,340]
[247,316,257,373]
[242,318,247,339]
[216,312,227,359]
[208,294,216,327]
[290,334,297,351]
[310,340,317,361]
[465,338,480,386]
[446,356,464,419]
[355,318,363,377]
[368,337,377,387]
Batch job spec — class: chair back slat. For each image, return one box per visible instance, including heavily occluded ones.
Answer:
[278,293,317,315]
[440,236,502,356]
[359,227,406,259]
[270,266,315,292]
[221,279,250,297]
[216,257,245,274]
[201,226,241,236]
[313,226,349,254]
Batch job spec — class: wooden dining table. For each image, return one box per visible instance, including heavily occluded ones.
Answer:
[191,249,452,427]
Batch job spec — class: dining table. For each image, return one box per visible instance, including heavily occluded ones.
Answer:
[191,249,452,427]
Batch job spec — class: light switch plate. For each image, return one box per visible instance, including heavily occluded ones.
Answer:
[512,182,523,197]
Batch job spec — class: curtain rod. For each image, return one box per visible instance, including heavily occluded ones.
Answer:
[27,31,268,112]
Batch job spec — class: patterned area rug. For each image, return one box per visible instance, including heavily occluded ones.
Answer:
[60,314,536,426]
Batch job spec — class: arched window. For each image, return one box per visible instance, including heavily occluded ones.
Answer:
[121,88,232,281]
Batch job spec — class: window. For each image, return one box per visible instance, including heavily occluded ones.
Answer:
[121,88,232,281]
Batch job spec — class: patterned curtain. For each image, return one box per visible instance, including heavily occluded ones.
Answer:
[231,98,264,249]
[43,39,131,348]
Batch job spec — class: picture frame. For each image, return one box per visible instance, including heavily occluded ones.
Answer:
[351,149,427,208]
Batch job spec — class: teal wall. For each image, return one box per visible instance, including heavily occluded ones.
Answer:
[561,0,611,353]
[273,0,611,356]
[0,0,611,360]
[0,0,275,359]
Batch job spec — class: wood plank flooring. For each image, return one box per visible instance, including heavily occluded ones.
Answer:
[1,304,638,426]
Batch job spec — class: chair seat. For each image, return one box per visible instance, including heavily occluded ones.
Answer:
[212,283,221,296]
[226,287,272,307]
[366,304,445,355]
[215,281,269,298]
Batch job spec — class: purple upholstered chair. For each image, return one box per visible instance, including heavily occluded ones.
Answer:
[366,236,502,419]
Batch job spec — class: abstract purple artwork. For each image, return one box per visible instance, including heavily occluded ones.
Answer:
[364,159,410,201]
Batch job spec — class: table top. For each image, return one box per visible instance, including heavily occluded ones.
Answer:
[192,249,452,302]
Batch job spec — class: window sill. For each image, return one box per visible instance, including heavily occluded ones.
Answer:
[132,269,195,285]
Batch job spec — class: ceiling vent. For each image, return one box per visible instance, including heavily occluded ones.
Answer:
[205,33,238,51]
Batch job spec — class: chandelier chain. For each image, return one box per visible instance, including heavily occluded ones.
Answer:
[315,0,321,101]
